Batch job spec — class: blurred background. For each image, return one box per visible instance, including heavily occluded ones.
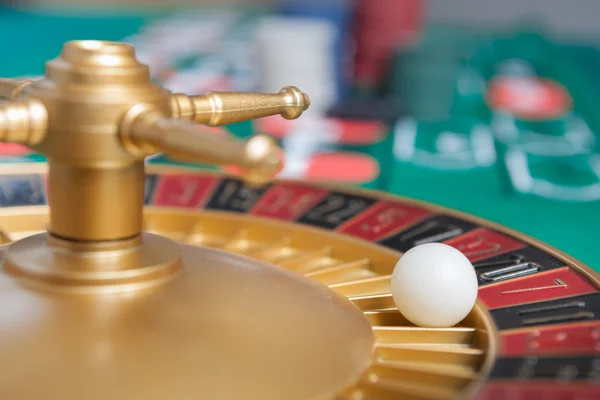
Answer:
[1,0,599,265]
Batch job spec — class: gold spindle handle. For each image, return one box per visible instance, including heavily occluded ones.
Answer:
[122,110,283,184]
[171,86,310,126]
[0,98,47,145]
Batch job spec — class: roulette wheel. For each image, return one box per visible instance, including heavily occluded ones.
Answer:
[0,40,599,400]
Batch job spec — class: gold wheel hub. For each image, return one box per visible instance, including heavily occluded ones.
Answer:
[0,239,374,400]
[3,233,182,292]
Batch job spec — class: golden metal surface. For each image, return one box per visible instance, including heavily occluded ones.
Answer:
[0,242,375,400]
[171,86,310,125]
[0,200,494,400]
[0,40,308,243]
[0,98,47,145]
[122,110,283,185]
[3,232,182,294]
[0,39,310,274]
[48,162,146,241]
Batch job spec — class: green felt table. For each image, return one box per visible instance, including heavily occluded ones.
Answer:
[0,6,598,270]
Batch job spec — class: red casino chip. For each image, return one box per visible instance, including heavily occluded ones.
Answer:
[486,76,572,120]
[0,143,33,156]
[254,116,385,145]
[328,120,386,145]
[304,152,380,183]
[215,124,381,184]
[254,116,295,139]
[222,152,379,185]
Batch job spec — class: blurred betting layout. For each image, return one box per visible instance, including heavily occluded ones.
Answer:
[0,0,599,268]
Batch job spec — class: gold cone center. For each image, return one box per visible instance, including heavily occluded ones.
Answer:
[0,243,374,400]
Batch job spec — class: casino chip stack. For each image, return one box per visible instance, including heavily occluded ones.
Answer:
[254,16,339,115]
[123,11,241,87]
[220,21,264,92]
[353,0,424,90]
[277,0,354,100]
